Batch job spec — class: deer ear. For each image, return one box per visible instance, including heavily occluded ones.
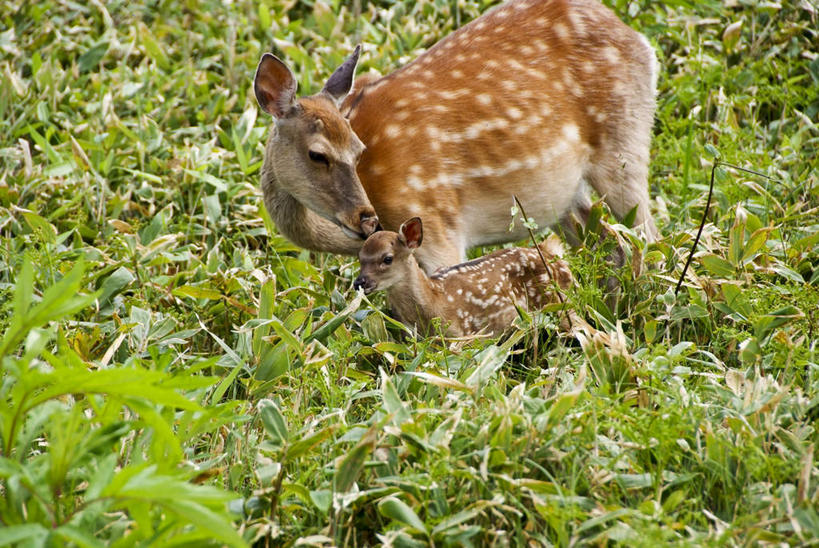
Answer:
[399,217,423,250]
[321,45,361,106]
[254,53,297,117]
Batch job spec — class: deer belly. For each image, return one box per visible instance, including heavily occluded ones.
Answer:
[460,158,587,247]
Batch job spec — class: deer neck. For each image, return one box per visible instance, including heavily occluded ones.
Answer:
[260,141,363,255]
[385,258,444,333]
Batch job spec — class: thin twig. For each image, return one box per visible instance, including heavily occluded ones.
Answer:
[674,160,783,296]
[675,161,718,296]
[513,195,572,330]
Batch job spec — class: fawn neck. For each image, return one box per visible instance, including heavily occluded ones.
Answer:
[386,257,444,331]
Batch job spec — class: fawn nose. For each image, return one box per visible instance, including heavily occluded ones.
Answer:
[353,275,368,291]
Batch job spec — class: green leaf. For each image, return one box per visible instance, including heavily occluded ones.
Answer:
[0,524,50,545]
[740,227,770,264]
[258,399,288,447]
[728,222,745,267]
[381,369,411,425]
[305,291,363,344]
[754,306,804,340]
[700,254,735,278]
[20,209,57,244]
[138,23,170,71]
[162,498,248,547]
[378,497,428,535]
[172,285,223,301]
[78,41,109,72]
[98,266,135,305]
[288,425,337,460]
[334,421,379,493]
[703,144,720,158]
[54,524,105,548]
[0,259,95,358]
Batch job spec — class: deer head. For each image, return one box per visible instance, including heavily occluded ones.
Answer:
[254,46,379,240]
[354,217,423,293]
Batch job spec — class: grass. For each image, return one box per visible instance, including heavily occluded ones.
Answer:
[1,0,818,545]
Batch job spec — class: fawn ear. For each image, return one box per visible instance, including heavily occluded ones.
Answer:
[322,45,361,106]
[255,53,297,117]
[399,217,423,250]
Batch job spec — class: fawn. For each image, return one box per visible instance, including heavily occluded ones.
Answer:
[254,0,658,273]
[354,218,574,337]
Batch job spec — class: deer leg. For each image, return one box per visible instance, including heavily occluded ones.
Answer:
[557,190,592,248]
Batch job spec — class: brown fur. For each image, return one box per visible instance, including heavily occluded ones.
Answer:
[356,220,573,337]
[256,0,658,273]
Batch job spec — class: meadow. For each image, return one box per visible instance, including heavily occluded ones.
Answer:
[0,0,818,545]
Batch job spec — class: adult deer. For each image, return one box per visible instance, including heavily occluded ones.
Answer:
[254,0,658,274]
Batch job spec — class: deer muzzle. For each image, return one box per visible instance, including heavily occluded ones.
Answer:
[337,206,380,240]
[353,274,375,293]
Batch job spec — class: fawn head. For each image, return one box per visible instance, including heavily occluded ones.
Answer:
[354,217,423,293]
[254,46,379,239]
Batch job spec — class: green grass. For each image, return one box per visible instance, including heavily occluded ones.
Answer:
[1,0,818,545]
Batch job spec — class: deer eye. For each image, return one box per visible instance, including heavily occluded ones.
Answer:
[383,255,393,265]
[308,150,330,166]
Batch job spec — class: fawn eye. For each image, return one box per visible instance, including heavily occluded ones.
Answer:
[308,150,329,166]
[383,255,393,265]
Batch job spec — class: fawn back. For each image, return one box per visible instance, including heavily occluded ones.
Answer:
[355,218,573,337]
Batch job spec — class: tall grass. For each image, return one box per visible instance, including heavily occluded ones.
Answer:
[0,0,817,545]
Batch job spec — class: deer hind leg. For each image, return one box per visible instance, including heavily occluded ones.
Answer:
[557,186,592,248]
[586,119,658,242]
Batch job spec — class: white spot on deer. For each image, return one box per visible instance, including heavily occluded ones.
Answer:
[385,124,402,139]
[525,155,540,169]
[602,46,620,64]
[533,39,549,53]
[582,61,595,73]
[451,69,464,79]
[395,98,410,108]
[447,295,454,303]
[440,89,467,100]
[396,110,411,121]
[567,10,586,35]
[507,107,523,120]
[502,80,517,91]
[475,21,487,30]
[455,54,467,63]
[561,124,580,141]
[456,288,463,295]
[407,175,426,190]
[553,23,570,40]
[477,93,492,106]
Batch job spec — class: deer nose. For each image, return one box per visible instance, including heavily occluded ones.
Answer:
[359,211,379,237]
[353,275,368,291]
